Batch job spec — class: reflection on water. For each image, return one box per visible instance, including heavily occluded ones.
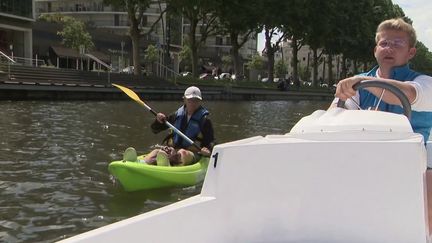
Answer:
[0,100,327,242]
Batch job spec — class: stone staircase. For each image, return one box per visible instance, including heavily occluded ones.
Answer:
[0,61,174,89]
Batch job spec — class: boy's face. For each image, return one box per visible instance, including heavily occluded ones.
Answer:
[374,29,416,70]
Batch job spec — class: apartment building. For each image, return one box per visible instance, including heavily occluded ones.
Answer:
[0,0,35,60]
[35,0,257,73]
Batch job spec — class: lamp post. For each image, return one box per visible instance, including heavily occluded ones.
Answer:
[79,45,85,70]
[8,44,13,79]
[9,44,13,60]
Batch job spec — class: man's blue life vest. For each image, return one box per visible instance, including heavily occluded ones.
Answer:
[358,64,432,142]
[173,106,209,148]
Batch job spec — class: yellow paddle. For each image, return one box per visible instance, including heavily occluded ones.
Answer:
[113,83,201,150]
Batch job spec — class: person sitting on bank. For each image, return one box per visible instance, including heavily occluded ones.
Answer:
[130,86,215,166]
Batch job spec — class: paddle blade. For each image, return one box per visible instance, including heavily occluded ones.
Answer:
[113,83,142,103]
[113,83,154,113]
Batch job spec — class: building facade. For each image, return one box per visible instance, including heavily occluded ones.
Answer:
[35,0,257,74]
[0,0,35,60]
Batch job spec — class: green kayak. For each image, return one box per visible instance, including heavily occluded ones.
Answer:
[108,155,210,191]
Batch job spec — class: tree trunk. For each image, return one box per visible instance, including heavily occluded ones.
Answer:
[312,48,318,87]
[291,37,300,89]
[191,44,199,78]
[341,56,347,79]
[230,33,242,77]
[327,54,334,86]
[131,33,141,76]
[267,50,275,82]
[264,29,274,82]
[353,59,358,74]
[188,21,199,78]
[129,16,141,76]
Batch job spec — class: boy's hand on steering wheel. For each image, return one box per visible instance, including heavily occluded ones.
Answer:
[335,76,366,101]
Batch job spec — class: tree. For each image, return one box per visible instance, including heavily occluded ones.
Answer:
[167,0,219,77]
[302,0,336,87]
[298,65,310,83]
[214,0,260,77]
[411,41,432,75]
[247,54,264,70]
[57,16,94,52]
[179,44,192,71]
[221,55,232,72]
[281,0,309,89]
[258,0,293,83]
[275,59,287,78]
[321,0,401,83]
[104,0,154,75]
[145,44,159,74]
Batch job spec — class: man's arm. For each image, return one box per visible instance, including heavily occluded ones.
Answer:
[335,76,417,105]
[150,113,175,134]
[200,118,215,150]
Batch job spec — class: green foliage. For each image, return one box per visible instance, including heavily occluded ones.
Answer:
[321,0,402,64]
[61,0,430,80]
[166,0,220,76]
[298,65,311,82]
[247,54,264,70]
[215,0,260,34]
[144,44,158,63]
[38,13,66,23]
[411,42,432,75]
[213,0,261,75]
[275,60,287,78]
[104,0,153,75]
[179,44,192,67]
[221,55,232,70]
[57,17,94,52]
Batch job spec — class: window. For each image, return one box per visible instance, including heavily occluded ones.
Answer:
[0,0,33,18]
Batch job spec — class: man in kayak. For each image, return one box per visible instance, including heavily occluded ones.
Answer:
[142,86,215,166]
[331,18,432,143]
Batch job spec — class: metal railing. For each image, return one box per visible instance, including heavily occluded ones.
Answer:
[84,53,113,84]
[155,62,180,82]
[13,56,45,67]
[0,50,16,79]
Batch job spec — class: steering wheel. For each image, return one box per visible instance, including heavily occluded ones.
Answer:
[336,80,411,119]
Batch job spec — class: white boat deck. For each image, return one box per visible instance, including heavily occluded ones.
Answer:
[61,108,432,243]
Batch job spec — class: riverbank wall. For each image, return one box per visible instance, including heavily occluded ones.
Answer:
[0,80,334,101]
[0,63,334,101]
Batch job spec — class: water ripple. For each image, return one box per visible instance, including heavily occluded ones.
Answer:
[0,100,327,242]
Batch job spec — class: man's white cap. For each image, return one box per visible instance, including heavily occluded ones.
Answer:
[184,86,202,100]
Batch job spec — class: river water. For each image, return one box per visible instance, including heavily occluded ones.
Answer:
[0,100,328,242]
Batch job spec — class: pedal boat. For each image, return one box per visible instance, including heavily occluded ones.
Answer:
[61,106,432,242]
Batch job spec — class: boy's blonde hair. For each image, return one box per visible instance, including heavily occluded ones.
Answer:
[375,18,417,47]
